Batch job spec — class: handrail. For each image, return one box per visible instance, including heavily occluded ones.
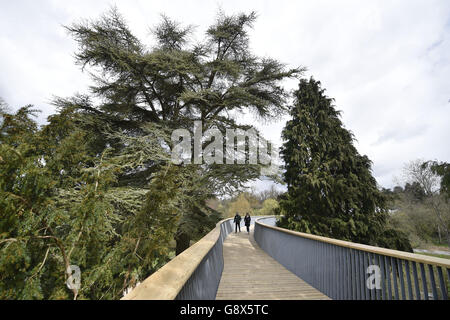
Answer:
[255,217,450,268]
[255,216,450,300]
[122,217,233,300]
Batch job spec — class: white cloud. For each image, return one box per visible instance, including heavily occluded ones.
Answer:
[1,0,449,190]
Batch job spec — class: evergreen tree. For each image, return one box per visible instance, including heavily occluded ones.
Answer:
[0,105,122,299]
[277,78,411,250]
[63,8,302,254]
[1,8,304,299]
[0,103,180,299]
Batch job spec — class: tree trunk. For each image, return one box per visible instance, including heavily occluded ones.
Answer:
[445,228,450,248]
[437,225,442,244]
[430,200,450,247]
[175,231,190,256]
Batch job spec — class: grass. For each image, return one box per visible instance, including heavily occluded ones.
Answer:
[416,252,450,260]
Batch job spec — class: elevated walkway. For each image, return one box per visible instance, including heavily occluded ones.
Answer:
[216,226,329,300]
[123,216,450,300]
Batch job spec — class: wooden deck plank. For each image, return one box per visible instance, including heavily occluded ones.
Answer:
[215,226,330,300]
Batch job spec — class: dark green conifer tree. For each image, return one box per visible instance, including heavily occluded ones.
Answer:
[63,8,303,254]
[278,78,412,251]
[0,8,305,299]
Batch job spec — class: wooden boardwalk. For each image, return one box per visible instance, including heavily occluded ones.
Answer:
[216,225,330,300]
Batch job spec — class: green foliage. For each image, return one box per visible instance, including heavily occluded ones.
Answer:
[226,193,252,217]
[257,198,280,216]
[0,105,128,299]
[1,7,301,299]
[0,102,178,299]
[376,228,413,252]
[277,78,411,251]
[64,7,302,255]
[402,159,450,247]
[404,182,426,202]
[0,106,55,299]
[386,176,450,249]
[66,7,302,128]
[216,190,280,218]
[426,160,450,200]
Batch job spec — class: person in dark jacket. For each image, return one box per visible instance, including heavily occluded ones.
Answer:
[244,213,251,234]
[234,213,241,233]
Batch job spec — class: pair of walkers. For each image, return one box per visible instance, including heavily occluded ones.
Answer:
[234,213,251,233]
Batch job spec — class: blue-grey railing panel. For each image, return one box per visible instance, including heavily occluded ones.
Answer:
[175,219,233,300]
[254,217,450,300]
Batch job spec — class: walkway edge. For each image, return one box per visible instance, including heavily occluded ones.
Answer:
[256,217,450,268]
[122,218,232,300]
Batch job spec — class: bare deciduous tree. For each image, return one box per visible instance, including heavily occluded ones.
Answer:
[403,159,450,247]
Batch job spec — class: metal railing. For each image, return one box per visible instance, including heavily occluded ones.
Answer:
[122,218,234,300]
[122,216,267,300]
[175,218,234,300]
[254,216,450,300]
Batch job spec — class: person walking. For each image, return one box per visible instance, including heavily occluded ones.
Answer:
[234,213,241,233]
[244,213,251,234]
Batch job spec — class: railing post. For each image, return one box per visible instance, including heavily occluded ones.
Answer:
[385,256,392,300]
[374,254,381,300]
[397,259,406,300]
[405,260,414,300]
[428,265,438,300]
[347,248,353,299]
[360,250,365,300]
[391,257,399,300]
[412,261,421,300]
[379,254,387,300]
[420,263,429,300]
[437,267,448,300]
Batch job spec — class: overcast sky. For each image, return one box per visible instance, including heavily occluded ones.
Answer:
[1,0,449,190]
